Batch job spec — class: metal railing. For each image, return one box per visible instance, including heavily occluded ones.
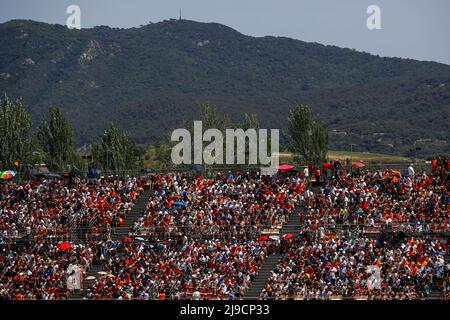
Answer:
[134,225,268,240]
[298,222,450,235]
[3,220,449,243]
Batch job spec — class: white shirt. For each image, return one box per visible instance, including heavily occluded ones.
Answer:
[193,291,201,300]
[303,168,309,177]
[407,166,415,177]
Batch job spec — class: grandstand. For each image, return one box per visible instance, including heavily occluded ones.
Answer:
[0,160,449,300]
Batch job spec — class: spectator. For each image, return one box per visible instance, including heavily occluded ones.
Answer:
[408,164,415,178]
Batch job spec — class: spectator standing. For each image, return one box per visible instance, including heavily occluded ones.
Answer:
[408,164,415,178]
[303,167,309,181]
[314,167,321,183]
[322,161,330,181]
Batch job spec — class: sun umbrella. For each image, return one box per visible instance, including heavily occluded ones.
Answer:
[85,276,96,280]
[0,170,16,179]
[57,242,72,251]
[173,201,187,206]
[258,235,269,241]
[278,164,294,171]
[352,161,366,168]
[107,274,115,278]
[121,237,132,243]
[282,233,294,239]
[269,235,280,241]
[97,271,107,275]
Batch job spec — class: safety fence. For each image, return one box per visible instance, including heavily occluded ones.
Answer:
[9,161,432,181]
[2,221,449,243]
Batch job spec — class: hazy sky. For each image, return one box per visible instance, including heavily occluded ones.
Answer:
[1,0,449,65]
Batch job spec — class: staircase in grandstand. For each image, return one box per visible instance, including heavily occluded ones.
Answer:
[280,206,302,237]
[429,286,444,300]
[309,185,322,195]
[243,253,281,300]
[243,203,305,300]
[70,264,103,300]
[111,189,153,241]
[427,242,448,300]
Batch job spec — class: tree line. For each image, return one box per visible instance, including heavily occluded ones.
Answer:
[145,102,328,168]
[0,94,140,173]
[0,93,328,173]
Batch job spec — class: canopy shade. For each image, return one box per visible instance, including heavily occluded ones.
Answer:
[351,161,366,168]
[57,242,72,251]
[278,164,294,171]
[0,170,16,179]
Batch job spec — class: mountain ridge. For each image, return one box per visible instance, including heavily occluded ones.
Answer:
[0,19,449,156]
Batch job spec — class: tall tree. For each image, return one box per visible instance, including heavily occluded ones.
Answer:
[287,104,328,164]
[238,113,259,132]
[237,113,261,165]
[201,102,231,131]
[177,102,231,165]
[310,120,329,164]
[92,123,141,173]
[143,142,172,169]
[37,107,76,171]
[178,102,231,141]
[0,94,32,170]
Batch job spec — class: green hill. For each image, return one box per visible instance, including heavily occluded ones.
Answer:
[0,19,449,156]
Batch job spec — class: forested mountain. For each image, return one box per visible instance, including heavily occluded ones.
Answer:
[1,19,449,156]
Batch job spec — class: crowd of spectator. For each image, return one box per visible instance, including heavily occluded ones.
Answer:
[0,176,144,241]
[84,238,266,300]
[133,172,303,239]
[0,239,93,300]
[260,235,447,300]
[302,167,449,232]
[0,160,448,300]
